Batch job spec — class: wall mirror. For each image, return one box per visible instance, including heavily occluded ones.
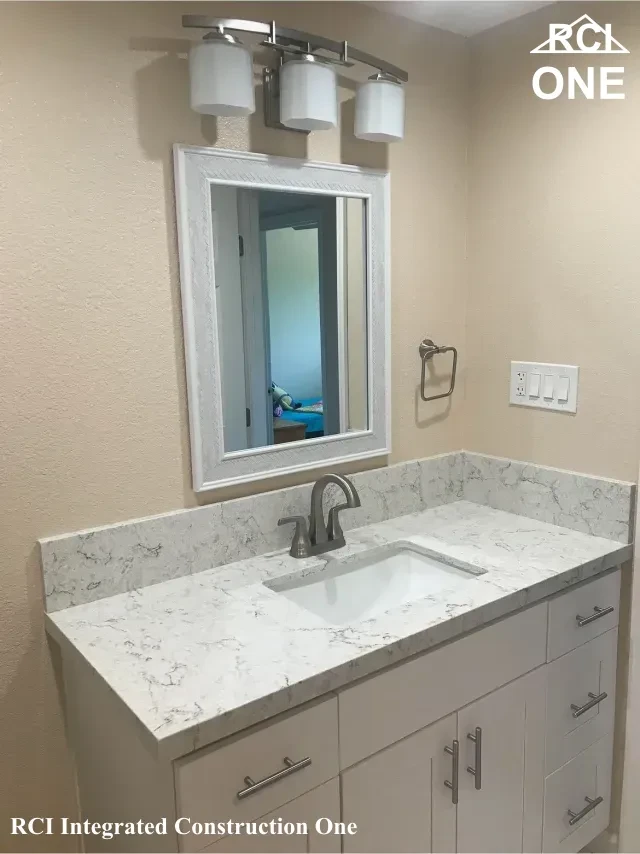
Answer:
[174,146,389,490]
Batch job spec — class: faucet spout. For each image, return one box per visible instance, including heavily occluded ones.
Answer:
[309,474,361,547]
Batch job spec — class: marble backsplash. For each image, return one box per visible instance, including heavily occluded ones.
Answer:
[462,453,635,543]
[39,452,463,612]
[39,451,633,613]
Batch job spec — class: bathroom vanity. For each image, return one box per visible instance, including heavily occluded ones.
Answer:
[34,79,635,854]
[45,496,630,854]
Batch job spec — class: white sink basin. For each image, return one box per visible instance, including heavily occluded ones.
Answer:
[265,542,484,627]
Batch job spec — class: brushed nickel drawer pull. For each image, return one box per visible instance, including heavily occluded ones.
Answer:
[576,606,614,627]
[568,795,603,826]
[466,727,482,790]
[571,691,608,718]
[237,756,311,800]
[444,739,459,805]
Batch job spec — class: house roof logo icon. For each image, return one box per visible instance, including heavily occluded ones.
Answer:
[531,14,629,54]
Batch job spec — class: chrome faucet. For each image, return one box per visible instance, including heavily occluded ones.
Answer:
[278,474,361,558]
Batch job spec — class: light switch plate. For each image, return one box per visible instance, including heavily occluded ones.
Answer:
[510,362,579,413]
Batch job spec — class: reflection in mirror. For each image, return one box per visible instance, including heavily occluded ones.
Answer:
[211,186,368,453]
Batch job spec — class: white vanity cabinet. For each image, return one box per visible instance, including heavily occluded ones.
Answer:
[341,668,546,854]
[64,569,622,854]
[341,663,546,854]
[337,571,620,854]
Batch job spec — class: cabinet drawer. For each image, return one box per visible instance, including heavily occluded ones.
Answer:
[175,698,339,853]
[546,629,617,773]
[543,734,613,853]
[339,603,547,767]
[200,779,341,854]
[547,570,620,661]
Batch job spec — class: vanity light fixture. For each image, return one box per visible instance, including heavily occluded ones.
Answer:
[280,57,338,131]
[182,15,409,140]
[355,74,406,142]
[189,31,255,116]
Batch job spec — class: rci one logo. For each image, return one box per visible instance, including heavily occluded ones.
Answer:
[531,14,629,100]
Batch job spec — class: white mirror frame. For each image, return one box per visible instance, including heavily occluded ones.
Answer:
[174,145,390,491]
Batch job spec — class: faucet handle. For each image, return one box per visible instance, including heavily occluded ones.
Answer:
[278,516,312,559]
[327,503,350,545]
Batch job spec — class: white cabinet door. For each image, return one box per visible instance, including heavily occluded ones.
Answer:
[456,668,546,854]
[342,713,457,853]
[202,779,341,854]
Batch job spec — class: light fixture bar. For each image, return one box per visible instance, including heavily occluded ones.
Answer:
[183,17,272,37]
[182,15,409,82]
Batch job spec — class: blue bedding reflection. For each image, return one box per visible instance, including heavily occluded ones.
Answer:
[278,397,324,438]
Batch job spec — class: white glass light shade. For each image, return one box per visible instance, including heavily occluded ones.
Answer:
[355,78,405,142]
[189,39,255,117]
[280,60,338,131]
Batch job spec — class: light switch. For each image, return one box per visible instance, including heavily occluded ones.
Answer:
[529,373,541,398]
[510,362,579,413]
[557,376,570,402]
[543,375,554,400]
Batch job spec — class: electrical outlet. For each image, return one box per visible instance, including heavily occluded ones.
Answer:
[510,361,579,413]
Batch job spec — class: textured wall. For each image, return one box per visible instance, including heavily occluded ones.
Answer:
[466,1,640,481]
[0,2,468,847]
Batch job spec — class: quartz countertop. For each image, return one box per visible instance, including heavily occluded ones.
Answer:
[46,500,631,760]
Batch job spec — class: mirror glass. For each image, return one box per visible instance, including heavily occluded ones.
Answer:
[211,186,368,453]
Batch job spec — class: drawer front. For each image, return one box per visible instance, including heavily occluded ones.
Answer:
[200,779,341,854]
[546,628,617,773]
[339,603,547,768]
[547,570,620,661]
[175,697,339,853]
[543,733,613,853]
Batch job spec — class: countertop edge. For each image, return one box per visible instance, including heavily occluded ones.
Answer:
[45,614,193,760]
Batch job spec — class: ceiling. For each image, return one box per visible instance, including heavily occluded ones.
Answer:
[370,1,554,37]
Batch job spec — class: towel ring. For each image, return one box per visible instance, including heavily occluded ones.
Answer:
[419,338,458,402]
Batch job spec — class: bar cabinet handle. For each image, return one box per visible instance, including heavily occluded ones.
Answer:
[466,727,482,790]
[571,691,608,718]
[236,756,311,800]
[568,795,603,826]
[575,605,614,627]
[444,739,459,805]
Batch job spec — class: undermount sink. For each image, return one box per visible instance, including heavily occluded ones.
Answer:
[265,541,485,627]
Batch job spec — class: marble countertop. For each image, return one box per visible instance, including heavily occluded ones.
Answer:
[46,500,631,760]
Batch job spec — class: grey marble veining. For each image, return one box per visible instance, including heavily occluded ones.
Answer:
[420,451,465,507]
[462,453,635,543]
[39,453,459,612]
[46,500,631,760]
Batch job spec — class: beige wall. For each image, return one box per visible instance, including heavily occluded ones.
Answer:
[467,8,640,847]
[0,3,468,848]
[466,1,640,481]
